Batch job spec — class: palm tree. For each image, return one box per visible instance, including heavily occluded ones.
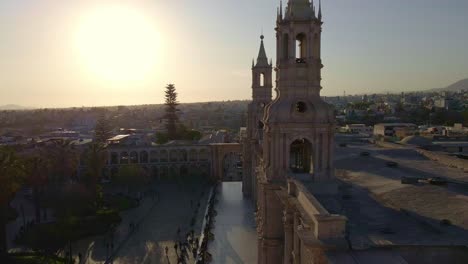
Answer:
[0,146,26,254]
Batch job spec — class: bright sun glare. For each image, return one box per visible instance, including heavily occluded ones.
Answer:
[75,6,160,82]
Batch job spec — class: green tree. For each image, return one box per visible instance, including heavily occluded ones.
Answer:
[94,114,113,144]
[164,84,180,139]
[82,143,106,199]
[0,147,26,254]
[25,154,49,223]
[47,140,79,185]
[179,125,202,141]
[113,165,150,195]
[155,132,169,145]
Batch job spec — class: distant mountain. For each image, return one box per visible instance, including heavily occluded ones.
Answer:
[429,78,468,92]
[0,104,29,110]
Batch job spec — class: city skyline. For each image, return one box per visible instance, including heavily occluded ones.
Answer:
[1,0,468,108]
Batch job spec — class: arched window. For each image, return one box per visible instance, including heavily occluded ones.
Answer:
[130,151,139,164]
[160,150,168,162]
[296,33,307,62]
[189,149,198,162]
[140,151,149,163]
[150,150,158,163]
[120,152,129,164]
[283,33,289,59]
[260,73,265,87]
[180,150,188,162]
[289,139,313,174]
[170,150,178,162]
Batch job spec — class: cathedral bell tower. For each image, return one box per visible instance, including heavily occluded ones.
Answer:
[256,1,336,263]
[262,0,335,184]
[252,35,273,104]
[242,36,273,198]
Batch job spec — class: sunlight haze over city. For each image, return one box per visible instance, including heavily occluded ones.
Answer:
[1,0,467,108]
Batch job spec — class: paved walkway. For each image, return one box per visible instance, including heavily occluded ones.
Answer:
[208,182,257,264]
[73,182,210,264]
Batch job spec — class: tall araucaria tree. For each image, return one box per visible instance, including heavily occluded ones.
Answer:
[79,142,107,209]
[164,84,180,140]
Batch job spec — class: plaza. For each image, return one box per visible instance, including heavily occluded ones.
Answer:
[72,182,211,264]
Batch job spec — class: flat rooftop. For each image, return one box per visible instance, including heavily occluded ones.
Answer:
[302,139,468,250]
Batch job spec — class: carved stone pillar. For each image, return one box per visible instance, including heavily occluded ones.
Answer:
[283,209,294,264]
[292,212,301,264]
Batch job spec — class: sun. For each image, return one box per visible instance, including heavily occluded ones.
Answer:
[74,5,161,82]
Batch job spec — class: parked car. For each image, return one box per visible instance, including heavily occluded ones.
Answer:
[428,177,448,186]
[360,151,370,157]
[386,161,398,168]
[401,177,419,184]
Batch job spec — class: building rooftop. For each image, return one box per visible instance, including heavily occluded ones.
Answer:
[300,140,468,250]
[375,123,417,127]
[107,135,130,141]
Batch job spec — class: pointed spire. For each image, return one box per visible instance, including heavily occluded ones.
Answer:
[311,0,316,18]
[252,58,255,68]
[318,0,322,20]
[280,0,283,19]
[255,35,269,67]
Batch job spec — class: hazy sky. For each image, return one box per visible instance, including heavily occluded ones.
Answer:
[1,0,467,108]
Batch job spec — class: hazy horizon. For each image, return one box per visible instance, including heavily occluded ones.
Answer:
[1,0,468,108]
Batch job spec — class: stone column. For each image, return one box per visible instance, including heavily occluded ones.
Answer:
[292,212,301,264]
[283,209,294,264]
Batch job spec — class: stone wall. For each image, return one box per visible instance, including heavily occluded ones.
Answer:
[417,149,468,172]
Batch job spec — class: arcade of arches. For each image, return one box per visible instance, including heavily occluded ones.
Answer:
[85,144,242,182]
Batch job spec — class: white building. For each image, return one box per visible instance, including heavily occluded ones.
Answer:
[374,123,417,137]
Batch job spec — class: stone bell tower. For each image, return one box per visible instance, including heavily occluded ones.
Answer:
[242,36,273,199]
[256,0,336,263]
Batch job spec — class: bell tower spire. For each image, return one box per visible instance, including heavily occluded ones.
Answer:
[318,0,322,20]
[251,35,272,101]
[242,35,273,199]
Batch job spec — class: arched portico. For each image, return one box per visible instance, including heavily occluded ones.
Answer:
[210,143,242,182]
